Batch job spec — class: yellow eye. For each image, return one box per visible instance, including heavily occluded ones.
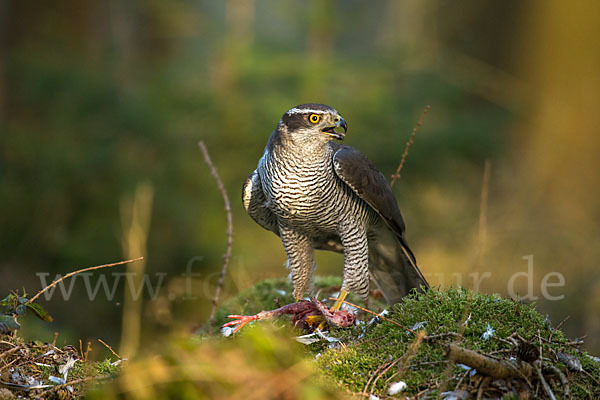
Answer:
[309,114,320,124]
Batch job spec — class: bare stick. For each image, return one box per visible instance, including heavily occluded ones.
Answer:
[84,341,92,362]
[390,105,430,187]
[98,339,123,361]
[0,345,24,360]
[199,141,233,332]
[363,359,393,395]
[549,315,569,342]
[454,369,471,392]
[0,358,18,373]
[543,364,569,398]
[423,332,463,341]
[378,330,426,390]
[535,362,557,400]
[28,257,144,304]
[476,376,491,400]
[38,375,111,397]
[446,344,533,379]
[328,297,417,334]
[537,329,544,365]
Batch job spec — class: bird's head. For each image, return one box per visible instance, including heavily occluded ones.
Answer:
[278,103,347,145]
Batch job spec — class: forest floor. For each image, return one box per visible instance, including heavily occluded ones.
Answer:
[2,277,599,399]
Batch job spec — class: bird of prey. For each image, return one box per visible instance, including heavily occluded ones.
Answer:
[243,103,428,308]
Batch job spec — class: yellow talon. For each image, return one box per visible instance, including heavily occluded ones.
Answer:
[331,289,349,311]
[304,315,322,325]
[305,315,327,330]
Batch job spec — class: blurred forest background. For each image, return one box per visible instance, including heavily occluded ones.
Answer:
[1,0,599,357]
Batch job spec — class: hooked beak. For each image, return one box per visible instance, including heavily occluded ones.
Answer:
[321,116,347,140]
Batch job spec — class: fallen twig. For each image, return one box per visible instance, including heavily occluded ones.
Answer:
[549,315,569,342]
[535,361,556,400]
[454,369,471,392]
[27,257,144,304]
[424,332,463,341]
[362,359,395,396]
[382,330,427,388]
[390,105,430,187]
[476,376,491,400]
[446,344,534,379]
[199,141,233,334]
[0,358,18,373]
[37,375,111,397]
[543,364,569,398]
[0,344,24,361]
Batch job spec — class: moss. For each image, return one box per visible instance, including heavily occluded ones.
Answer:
[92,359,121,376]
[90,277,600,399]
[209,278,600,398]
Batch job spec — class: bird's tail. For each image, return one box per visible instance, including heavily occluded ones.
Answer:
[368,227,429,305]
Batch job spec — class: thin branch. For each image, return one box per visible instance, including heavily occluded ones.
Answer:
[98,339,123,361]
[362,359,394,396]
[549,315,569,342]
[535,361,557,400]
[390,105,430,187]
[0,345,24,361]
[327,297,417,334]
[37,375,111,397]
[199,141,233,333]
[83,341,92,363]
[27,257,144,304]
[543,364,569,398]
[380,330,426,391]
[476,376,491,400]
[423,332,463,341]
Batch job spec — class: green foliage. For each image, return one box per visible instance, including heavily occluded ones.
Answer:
[0,315,20,332]
[90,359,122,378]
[0,292,53,333]
[25,302,54,322]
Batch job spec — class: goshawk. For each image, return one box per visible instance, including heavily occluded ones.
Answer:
[243,103,428,307]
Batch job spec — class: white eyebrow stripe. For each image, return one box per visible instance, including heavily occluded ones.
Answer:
[286,108,335,115]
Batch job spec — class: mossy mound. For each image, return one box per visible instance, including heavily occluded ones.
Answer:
[89,277,599,399]
[213,277,600,399]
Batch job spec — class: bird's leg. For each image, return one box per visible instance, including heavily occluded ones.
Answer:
[279,226,316,301]
[280,224,322,329]
[330,290,349,312]
[336,219,370,311]
[223,310,273,334]
[224,302,318,334]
